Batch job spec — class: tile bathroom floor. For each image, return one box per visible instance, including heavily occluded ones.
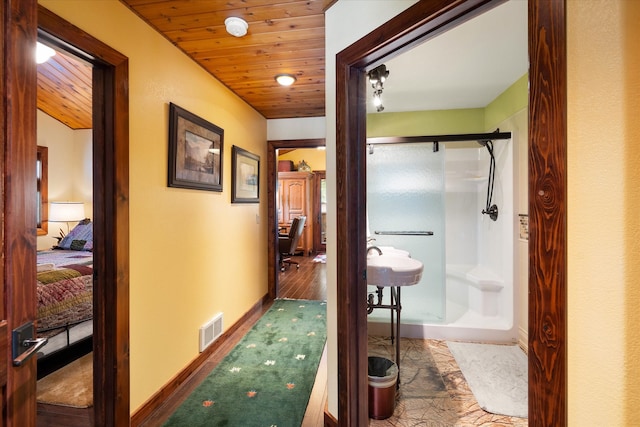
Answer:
[368,336,529,427]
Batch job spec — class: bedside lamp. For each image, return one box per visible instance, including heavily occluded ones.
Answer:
[49,202,85,237]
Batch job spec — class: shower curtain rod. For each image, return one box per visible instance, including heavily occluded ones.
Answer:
[366,131,511,146]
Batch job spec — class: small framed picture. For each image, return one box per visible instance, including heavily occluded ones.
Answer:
[231,145,260,203]
[168,103,223,192]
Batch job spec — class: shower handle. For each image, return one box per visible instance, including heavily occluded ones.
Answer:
[482,204,499,221]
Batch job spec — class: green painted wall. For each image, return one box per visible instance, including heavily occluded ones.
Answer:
[484,74,528,130]
[366,73,528,137]
[367,108,484,136]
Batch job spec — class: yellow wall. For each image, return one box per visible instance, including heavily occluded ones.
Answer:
[278,148,326,171]
[39,0,268,412]
[567,0,640,424]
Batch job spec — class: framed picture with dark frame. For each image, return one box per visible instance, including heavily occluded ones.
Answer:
[231,145,260,203]
[168,102,223,192]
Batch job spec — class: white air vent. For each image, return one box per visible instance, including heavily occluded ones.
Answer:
[199,313,223,352]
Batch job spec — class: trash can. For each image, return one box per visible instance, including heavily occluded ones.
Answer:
[368,356,398,419]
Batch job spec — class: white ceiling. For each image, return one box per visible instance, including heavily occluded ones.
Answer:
[370,0,528,114]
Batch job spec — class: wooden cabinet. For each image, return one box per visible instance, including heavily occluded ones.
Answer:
[278,171,314,255]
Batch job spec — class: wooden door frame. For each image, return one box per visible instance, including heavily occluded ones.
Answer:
[335,0,566,425]
[2,1,40,424]
[267,139,325,300]
[37,6,131,426]
[313,170,326,253]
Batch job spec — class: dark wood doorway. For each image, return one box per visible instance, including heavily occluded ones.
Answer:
[37,6,131,426]
[267,138,325,300]
[2,4,129,425]
[313,171,327,253]
[2,1,40,424]
[335,0,566,426]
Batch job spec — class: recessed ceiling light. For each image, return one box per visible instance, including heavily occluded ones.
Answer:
[275,74,296,86]
[224,17,248,37]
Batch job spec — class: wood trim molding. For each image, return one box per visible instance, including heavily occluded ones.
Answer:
[313,170,326,252]
[0,321,7,389]
[3,1,41,424]
[324,408,338,427]
[336,0,567,425]
[336,2,501,423]
[130,294,271,426]
[267,138,325,300]
[528,1,567,425]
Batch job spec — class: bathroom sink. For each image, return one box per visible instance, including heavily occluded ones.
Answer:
[367,254,424,287]
[367,246,411,258]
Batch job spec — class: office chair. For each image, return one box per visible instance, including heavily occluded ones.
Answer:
[279,216,306,271]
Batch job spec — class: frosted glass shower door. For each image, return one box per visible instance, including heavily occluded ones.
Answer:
[366,142,446,324]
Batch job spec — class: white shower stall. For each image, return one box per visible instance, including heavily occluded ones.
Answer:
[366,134,517,342]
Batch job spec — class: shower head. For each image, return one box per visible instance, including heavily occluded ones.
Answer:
[478,139,498,221]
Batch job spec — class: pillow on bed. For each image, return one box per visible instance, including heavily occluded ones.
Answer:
[58,219,93,251]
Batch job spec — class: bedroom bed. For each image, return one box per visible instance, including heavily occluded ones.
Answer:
[36,219,94,378]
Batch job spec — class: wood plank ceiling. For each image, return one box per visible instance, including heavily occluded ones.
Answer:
[120,0,331,119]
[37,48,93,130]
[37,0,331,129]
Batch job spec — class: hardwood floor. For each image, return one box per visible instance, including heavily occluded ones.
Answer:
[278,252,327,301]
[137,252,327,426]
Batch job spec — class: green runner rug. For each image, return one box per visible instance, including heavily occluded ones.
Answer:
[164,299,327,427]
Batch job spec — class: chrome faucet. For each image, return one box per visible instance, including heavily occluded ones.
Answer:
[367,246,382,256]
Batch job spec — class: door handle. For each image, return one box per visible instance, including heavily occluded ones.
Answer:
[13,338,48,366]
[12,322,48,366]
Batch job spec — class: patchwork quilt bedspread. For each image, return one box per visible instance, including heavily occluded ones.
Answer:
[36,250,93,337]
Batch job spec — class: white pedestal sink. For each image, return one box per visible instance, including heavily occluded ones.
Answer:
[366,254,423,287]
[372,246,411,258]
[366,247,423,386]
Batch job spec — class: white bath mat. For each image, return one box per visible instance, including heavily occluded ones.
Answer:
[447,341,528,418]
